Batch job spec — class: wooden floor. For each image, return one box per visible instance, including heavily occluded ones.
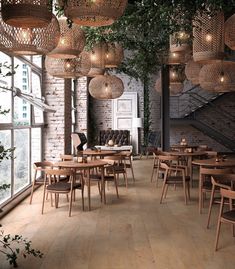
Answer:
[1,158,235,269]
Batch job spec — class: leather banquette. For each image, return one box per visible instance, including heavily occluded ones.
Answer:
[100,130,130,146]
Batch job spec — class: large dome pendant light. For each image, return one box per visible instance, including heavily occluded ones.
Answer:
[62,0,128,27]
[193,11,224,64]
[89,74,124,100]
[1,0,52,28]
[0,14,60,55]
[185,60,202,85]
[48,17,86,59]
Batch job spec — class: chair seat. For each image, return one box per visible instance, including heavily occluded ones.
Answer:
[166,175,190,184]
[222,210,235,222]
[47,182,81,191]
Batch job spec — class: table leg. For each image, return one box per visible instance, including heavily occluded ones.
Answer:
[87,168,91,211]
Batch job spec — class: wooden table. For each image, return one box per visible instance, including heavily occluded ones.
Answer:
[171,144,199,152]
[54,160,108,211]
[167,151,208,186]
[192,158,235,168]
[83,150,116,159]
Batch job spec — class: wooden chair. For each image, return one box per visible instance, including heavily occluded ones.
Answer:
[29,161,53,204]
[60,154,73,161]
[159,155,190,205]
[117,151,135,182]
[207,173,234,228]
[198,167,232,214]
[215,188,235,251]
[104,155,128,187]
[42,168,84,216]
[150,151,165,186]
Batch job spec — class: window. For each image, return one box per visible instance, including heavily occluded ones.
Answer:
[0,53,43,206]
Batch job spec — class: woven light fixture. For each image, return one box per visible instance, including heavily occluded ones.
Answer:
[155,77,183,96]
[89,74,124,100]
[88,42,106,77]
[193,11,224,63]
[170,31,190,52]
[185,60,202,85]
[199,61,235,92]
[168,51,185,65]
[0,14,60,55]
[105,42,124,68]
[62,0,128,27]
[45,51,91,79]
[225,14,235,50]
[1,0,52,28]
[48,17,85,59]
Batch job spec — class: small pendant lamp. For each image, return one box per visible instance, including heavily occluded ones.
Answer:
[45,51,91,79]
[193,11,224,63]
[88,42,106,77]
[225,14,235,50]
[89,74,124,100]
[0,14,60,55]
[168,51,185,65]
[48,17,86,59]
[1,0,52,28]
[105,42,124,68]
[62,0,128,27]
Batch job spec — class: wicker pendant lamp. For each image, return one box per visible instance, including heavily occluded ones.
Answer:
[89,74,124,100]
[168,51,185,65]
[0,14,60,55]
[155,77,183,96]
[185,60,202,85]
[193,11,224,63]
[170,31,190,52]
[225,14,235,50]
[105,42,124,68]
[88,42,106,77]
[48,17,85,59]
[199,61,235,92]
[45,51,91,79]
[62,0,128,27]
[1,0,52,28]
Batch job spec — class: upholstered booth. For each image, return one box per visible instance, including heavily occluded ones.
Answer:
[100,130,130,146]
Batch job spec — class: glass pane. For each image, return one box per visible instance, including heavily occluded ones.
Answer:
[32,56,42,68]
[31,128,41,178]
[13,58,30,126]
[32,72,43,124]
[0,52,12,124]
[14,129,29,193]
[0,130,12,203]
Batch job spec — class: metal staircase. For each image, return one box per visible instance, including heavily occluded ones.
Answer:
[170,84,235,151]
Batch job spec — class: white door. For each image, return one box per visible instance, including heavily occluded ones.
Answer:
[112,92,138,154]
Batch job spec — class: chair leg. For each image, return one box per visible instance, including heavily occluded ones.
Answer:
[41,186,46,215]
[160,182,167,204]
[114,175,119,198]
[164,184,169,199]
[199,175,202,214]
[187,182,191,200]
[183,177,187,205]
[150,165,155,182]
[123,172,128,188]
[214,220,222,251]
[29,181,35,204]
[156,166,160,188]
[82,186,85,211]
[130,163,135,182]
[207,185,215,229]
[69,191,73,217]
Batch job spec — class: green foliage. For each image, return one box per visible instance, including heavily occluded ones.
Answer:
[0,227,43,268]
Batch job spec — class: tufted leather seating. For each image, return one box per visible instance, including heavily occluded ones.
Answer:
[100,130,130,146]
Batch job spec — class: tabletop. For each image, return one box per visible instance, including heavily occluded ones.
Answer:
[167,151,208,157]
[54,160,108,168]
[83,150,116,157]
[192,158,235,167]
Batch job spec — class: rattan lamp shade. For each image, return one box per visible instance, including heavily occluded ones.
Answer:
[199,61,235,92]
[225,14,235,50]
[170,31,190,52]
[1,0,52,28]
[89,74,124,100]
[105,42,124,68]
[45,51,91,79]
[88,42,106,77]
[0,14,60,55]
[63,0,128,27]
[168,51,185,65]
[155,77,183,95]
[185,60,202,85]
[193,11,224,64]
[48,17,85,59]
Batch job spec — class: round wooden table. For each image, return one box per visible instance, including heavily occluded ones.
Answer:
[54,160,108,211]
[192,158,235,168]
[171,144,199,152]
[83,150,116,158]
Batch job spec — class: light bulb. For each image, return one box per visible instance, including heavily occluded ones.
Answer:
[64,59,75,72]
[172,53,177,58]
[19,28,33,44]
[205,34,212,42]
[91,53,96,61]
[106,53,109,59]
[219,71,225,83]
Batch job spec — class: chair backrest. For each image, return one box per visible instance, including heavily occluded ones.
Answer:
[60,154,73,161]
[33,161,53,171]
[200,167,232,177]
[158,155,178,170]
[220,188,235,200]
[71,132,87,151]
[211,173,235,186]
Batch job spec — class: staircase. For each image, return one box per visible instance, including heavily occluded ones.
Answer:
[170,83,235,152]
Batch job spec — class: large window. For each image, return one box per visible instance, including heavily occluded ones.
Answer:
[0,53,43,206]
